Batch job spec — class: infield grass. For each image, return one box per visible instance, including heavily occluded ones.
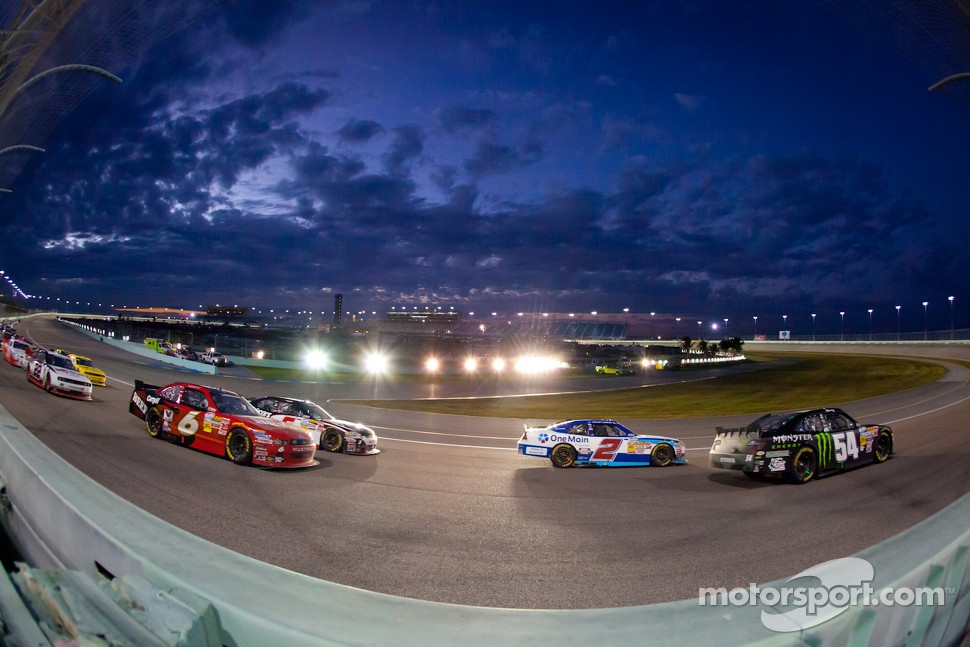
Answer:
[336,353,947,419]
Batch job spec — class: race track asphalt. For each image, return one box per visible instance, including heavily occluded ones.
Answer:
[2,316,968,609]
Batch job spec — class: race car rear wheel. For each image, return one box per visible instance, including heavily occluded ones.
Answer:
[550,443,577,468]
[146,408,164,439]
[226,429,252,465]
[872,429,892,463]
[322,429,344,453]
[651,443,674,467]
[787,446,817,484]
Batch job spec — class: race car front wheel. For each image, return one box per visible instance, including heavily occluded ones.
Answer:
[322,429,344,453]
[872,429,892,463]
[787,446,817,484]
[550,443,577,468]
[146,408,164,439]
[651,443,674,467]
[226,429,253,465]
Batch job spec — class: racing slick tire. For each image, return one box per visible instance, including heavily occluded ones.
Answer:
[226,429,253,465]
[872,429,892,463]
[787,446,818,484]
[146,408,165,439]
[44,375,52,392]
[651,443,675,467]
[550,443,578,468]
[322,429,344,453]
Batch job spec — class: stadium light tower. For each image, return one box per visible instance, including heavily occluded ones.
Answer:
[868,309,873,341]
[840,311,845,341]
[923,301,929,340]
[950,296,955,340]
[896,305,901,341]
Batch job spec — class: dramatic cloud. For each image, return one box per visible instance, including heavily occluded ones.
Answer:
[0,0,967,335]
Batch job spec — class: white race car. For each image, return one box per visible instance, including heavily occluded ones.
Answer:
[26,348,93,400]
[248,395,379,455]
[518,419,687,468]
[4,337,36,368]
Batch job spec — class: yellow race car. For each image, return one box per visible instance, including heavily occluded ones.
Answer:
[68,353,107,387]
[595,363,637,376]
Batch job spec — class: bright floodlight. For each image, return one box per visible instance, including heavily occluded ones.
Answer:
[305,350,328,370]
[364,352,388,374]
[464,357,478,372]
[492,358,506,372]
[514,355,563,374]
[425,357,439,373]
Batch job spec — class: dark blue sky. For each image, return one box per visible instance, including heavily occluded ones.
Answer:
[1,0,968,335]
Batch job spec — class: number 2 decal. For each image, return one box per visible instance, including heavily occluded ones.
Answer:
[591,438,623,461]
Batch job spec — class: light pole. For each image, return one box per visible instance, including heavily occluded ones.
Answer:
[923,301,929,340]
[783,314,788,337]
[753,316,758,338]
[723,318,728,338]
[896,305,901,341]
[811,313,816,341]
[697,321,702,338]
[840,312,845,341]
[868,309,873,341]
[950,296,955,340]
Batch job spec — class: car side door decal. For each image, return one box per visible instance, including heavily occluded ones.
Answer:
[591,437,623,461]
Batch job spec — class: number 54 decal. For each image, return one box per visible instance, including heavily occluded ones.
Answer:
[591,438,624,461]
[831,431,859,463]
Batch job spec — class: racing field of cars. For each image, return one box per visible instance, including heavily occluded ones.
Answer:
[0,316,968,609]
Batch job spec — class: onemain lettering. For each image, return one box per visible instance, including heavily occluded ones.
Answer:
[549,434,590,443]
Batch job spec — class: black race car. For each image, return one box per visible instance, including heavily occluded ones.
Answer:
[709,407,893,484]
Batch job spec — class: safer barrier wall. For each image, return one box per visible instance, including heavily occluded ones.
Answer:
[63,318,217,373]
[0,401,967,646]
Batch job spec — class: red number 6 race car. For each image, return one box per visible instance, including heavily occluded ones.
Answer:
[128,380,317,468]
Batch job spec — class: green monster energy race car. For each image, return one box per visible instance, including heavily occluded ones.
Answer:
[709,407,893,484]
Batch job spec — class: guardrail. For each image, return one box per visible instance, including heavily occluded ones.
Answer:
[0,404,967,645]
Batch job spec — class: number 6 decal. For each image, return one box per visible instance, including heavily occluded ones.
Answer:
[177,411,200,436]
[591,438,623,461]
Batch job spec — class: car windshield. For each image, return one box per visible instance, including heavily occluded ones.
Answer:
[304,401,335,420]
[747,412,800,435]
[74,357,93,367]
[47,355,75,370]
[212,390,261,415]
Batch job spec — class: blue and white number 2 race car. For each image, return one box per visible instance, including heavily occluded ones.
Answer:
[518,419,687,468]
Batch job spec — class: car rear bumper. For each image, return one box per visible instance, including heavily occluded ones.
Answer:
[518,442,550,458]
[709,451,752,471]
